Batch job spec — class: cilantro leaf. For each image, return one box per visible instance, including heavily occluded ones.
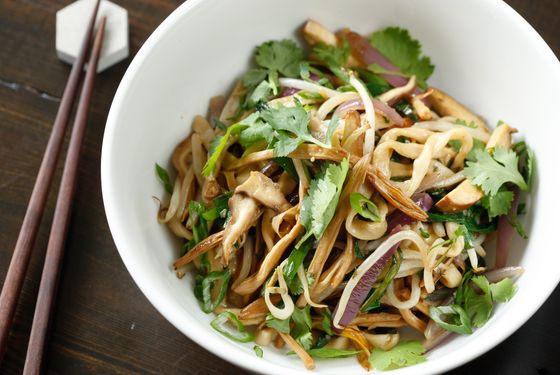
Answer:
[513,141,536,191]
[241,40,304,108]
[312,41,351,81]
[321,309,334,336]
[370,27,434,88]
[273,134,302,157]
[246,80,273,107]
[260,104,328,156]
[265,314,290,333]
[525,148,535,191]
[481,188,514,219]
[429,304,472,335]
[155,163,173,194]
[239,118,274,148]
[255,39,304,78]
[285,274,304,295]
[427,206,496,234]
[463,146,528,195]
[451,273,517,332]
[313,41,350,68]
[368,63,409,77]
[307,348,359,358]
[243,68,268,89]
[369,340,426,370]
[508,212,528,240]
[299,159,350,246]
[466,138,487,161]
[260,104,311,140]
[463,275,493,327]
[489,277,517,303]
[291,306,312,349]
[266,308,313,350]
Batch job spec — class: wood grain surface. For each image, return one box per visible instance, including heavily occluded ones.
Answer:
[0,1,558,374]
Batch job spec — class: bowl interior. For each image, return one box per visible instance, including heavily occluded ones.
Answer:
[101,0,560,373]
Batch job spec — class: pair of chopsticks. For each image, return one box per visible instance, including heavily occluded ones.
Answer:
[0,1,106,373]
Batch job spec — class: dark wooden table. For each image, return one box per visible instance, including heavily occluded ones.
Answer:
[1,1,559,374]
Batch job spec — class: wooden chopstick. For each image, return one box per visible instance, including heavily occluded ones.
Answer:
[0,0,101,361]
[21,17,107,374]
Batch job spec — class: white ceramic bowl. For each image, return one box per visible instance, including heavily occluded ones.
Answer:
[101,0,560,373]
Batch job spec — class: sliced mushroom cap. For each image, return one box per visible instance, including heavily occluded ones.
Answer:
[435,179,484,213]
[235,171,291,212]
[429,87,490,134]
[174,231,224,269]
[302,19,337,46]
[222,194,262,266]
[486,123,517,149]
[436,123,514,212]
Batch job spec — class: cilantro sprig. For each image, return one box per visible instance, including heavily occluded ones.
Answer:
[429,272,517,335]
[239,103,333,157]
[312,40,351,81]
[298,159,350,246]
[265,307,313,350]
[464,147,528,195]
[203,103,335,177]
[463,146,529,219]
[369,340,426,370]
[242,40,304,107]
[370,27,434,88]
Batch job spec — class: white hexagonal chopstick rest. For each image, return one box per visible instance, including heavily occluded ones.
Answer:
[56,0,129,72]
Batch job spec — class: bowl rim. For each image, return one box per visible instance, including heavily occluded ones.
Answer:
[101,0,560,373]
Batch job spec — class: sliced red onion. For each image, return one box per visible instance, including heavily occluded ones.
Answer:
[496,188,520,268]
[332,229,427,331]
[424,325,453,352]
[345,31,408,88]
[334,98,404,127]
[280,87,300,97]
[423,294,455,351]
[423,287,454,305]
[386,193,433,232]
[344,31,423,96]
[334,98,362,115]
[374,99,405,126]
[424,319,445,341]
[484,266,525,283]
[332,231,401,331]
[280,73,321,97]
